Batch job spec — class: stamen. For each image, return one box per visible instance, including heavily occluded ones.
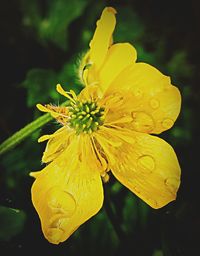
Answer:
[69,100,104,134]
[56,84,76,103]
[36,104,50,112]
[69,90,78,100]
[86,105,90,113]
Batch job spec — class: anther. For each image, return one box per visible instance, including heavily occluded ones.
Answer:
[68,100,104,134]
[85,105,90,113]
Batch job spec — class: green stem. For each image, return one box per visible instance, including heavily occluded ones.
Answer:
[0,100,69,156]
[0,113,52,156]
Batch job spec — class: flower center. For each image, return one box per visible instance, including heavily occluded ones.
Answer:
[69,101,104,134]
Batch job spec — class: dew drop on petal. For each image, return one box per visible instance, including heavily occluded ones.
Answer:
[46,227,64,244]
[137,155,155,174]
[161,118,174,129]
[127,178,141,194]
[131,112,155,133]
[164,177,180,193]
[147,198,158,208]
[133,89,143,99]
[149,99,160,109]
[47,187,76,217]
[133,185,141,194]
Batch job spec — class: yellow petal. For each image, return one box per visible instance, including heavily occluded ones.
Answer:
[95,127,181,209]
[99,43,137,92]
[41,127,74,163]
[31,135,103,244]
[89,7,116,70]
[106,62,181,134]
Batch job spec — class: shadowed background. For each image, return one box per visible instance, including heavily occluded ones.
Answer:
[0,0,200,255]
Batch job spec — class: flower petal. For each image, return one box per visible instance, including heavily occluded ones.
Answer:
[31,135,103,244]
[99,43,137,92]
[96,127,181,209]
[40,127,74,163]
[89,7,116,70]
[106,62,181,134]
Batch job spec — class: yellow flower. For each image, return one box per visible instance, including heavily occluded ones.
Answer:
[30,7,181,244]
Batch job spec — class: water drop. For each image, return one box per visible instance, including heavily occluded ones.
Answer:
[133,89,143,98]
[147,198,158,208]
[46,227,64,244]
[131,112,155,133]
[137,155,155,173]
[150,99,160,109]
[161,118,174,129]
[133,185,141,194]
[165,177,179,193]
[47,187,76,217]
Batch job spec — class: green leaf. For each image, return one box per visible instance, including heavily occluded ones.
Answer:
[57,55,84,94]
[39,0,89,50]
[73,209,119,255]
[152,249,164,256]
[122,193,138,234]
[0,206,26,241]
[21,0,89,50]
[22,54,83,108]
[122,192,150,234]
[167,51,194,81]
[22,69,58,107]
[114,7,145,44]
[21,0,42,29]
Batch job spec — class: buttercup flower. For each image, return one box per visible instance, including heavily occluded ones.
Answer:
[30,7,181,244]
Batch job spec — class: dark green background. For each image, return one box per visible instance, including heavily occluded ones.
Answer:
[0,0,199,255]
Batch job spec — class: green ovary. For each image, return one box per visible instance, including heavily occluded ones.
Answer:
[69,101,104,134]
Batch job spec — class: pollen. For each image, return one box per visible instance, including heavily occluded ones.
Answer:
[69,100,104,134]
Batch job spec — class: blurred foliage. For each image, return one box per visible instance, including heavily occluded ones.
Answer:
[0,0,200,255]
[0,206,26,242]
[22,56,83,107]
[20,0,89,50]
